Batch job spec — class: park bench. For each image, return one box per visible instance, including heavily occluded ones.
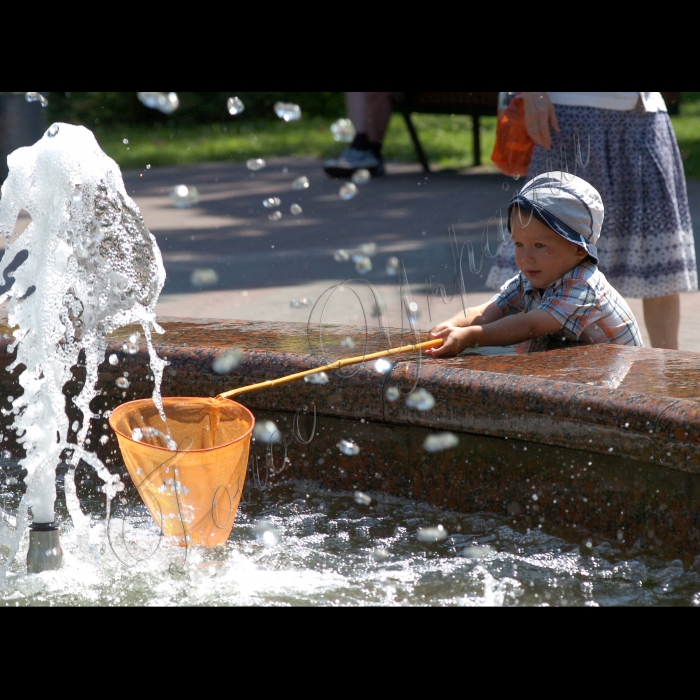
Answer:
[391,91,683,173]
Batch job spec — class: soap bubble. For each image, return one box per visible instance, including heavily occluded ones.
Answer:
[385,386,400,402]
[337,439,360,456]
[290,298,309,308]
[423,432,459,453]
[190,268,219,287]
[25,92,48,107]
[274,102,302,121]
[354,491,372,506]
[340,337,356,349]
[417,525,447,543]
[169,184,199,208]
[354,256,372,274]
[304,371,329,385]
[290,204,302,215]
[502,182,510,191]
[268,211,282,221]
[47,124,59,138]
[253,420,282,444]
[406,388,435,410]
[359,242,377,257]
[386,257,400,275]
[108,354,119,365]
[227,96,245,115]
[352,169,371,185]
[333,249,350,262]
[263,197,281,208]
[339,183,358,200]
[131,427,143,442]
[137,92,179,114]
[292,176,310,190]
[331,118,355,142]
[122,342,139,354]
[116,377,130,389]
[246,158,266,171]
[374,358,392,374]
[254,519,281,547]
[212,348,243,374]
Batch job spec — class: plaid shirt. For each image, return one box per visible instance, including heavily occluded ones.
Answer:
[491,261,643,347]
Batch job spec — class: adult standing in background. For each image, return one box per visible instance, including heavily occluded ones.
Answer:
[486,92,697,349]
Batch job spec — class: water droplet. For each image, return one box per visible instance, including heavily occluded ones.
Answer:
[263,197,282,208]
[289,298,309,308]
[460,545,494,560]
[337,439,360,456]
[333,249,350,262]
[169,184,199,208]
[354,255,372,274]
[146,164,151,169]
[386,256,400,275]
[25,92,42,104]
[406,387,435,410]
[99,435,109,445]
[189,268,219,287]
[254,519,281,547]
[72,189,83,203]
[226,96,245,115]
[122,138,129,145]
[304,371,329,385]
[122,342,139,354]
[291,175,310,190]
[273,102,302,122]
[330,118,355,142]
[129,331,141,344]
[253,420,282,444]
[502,182,510,190]
[354,491,372,506]
[167,439,178,451]
[385,386,400,402]
[423,432,459,453]
[359,242,377,257]
[131,427,143,442]
[532,493,539,501]
[417,525,447,543]
[290,203,302,215]
[212,348,243,374]
[137,92,179,114]
[246,158,266,171]
[268,211,282,221]
[47,124,59,138]
[372,547,390,561]
[116,377,130,389]
[2,450,11,460]
[340,336,356,349]
[374,358,392,374]
[513,172,521,180]
[339,183,358,200]
[71,421,80,432]
[7,396,13,404]
[351,168,371,185]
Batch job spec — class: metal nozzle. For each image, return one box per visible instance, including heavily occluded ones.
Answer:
[26,522,63,573]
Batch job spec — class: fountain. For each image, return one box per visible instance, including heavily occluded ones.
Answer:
[0,122,167,575]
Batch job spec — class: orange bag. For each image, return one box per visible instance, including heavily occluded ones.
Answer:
[490,93,535,177]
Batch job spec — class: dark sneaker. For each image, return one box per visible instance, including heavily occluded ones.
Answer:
[324,147,384,178]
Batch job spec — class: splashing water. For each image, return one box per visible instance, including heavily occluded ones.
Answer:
[331,118,355,143]
[246,158,266,172]
[0,123,167,576]
[226,96,245,116]
[137,92,179,115]
[273,102,302,122]
[25,93,48,108]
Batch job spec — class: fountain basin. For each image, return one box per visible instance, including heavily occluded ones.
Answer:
[1,315,700,563]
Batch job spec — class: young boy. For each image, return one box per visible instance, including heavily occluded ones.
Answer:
[424,171,643,357]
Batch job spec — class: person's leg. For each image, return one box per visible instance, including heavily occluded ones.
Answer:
[643,293,680,349]
[365,92,393,152]
[346,92,368,133]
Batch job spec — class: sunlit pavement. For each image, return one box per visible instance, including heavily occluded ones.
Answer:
[77,159,700,353]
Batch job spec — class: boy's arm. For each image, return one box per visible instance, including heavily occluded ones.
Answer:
[428,300,505,335]
[425,309,563,357]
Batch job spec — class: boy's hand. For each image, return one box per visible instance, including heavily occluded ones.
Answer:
[428,320,452,337]
[423,325,471,357]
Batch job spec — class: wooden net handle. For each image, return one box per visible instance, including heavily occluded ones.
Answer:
[216,338,443,400]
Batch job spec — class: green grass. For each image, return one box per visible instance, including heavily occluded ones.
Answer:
[94,93,700,179]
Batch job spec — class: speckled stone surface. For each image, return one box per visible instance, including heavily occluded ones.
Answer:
[1,315,700,558]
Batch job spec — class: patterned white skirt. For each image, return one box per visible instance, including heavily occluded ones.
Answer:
[486,103,698,298]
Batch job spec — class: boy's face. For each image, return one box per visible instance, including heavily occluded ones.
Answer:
[511,212,587,291]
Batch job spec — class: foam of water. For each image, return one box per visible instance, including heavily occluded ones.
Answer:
[0,123,166,575]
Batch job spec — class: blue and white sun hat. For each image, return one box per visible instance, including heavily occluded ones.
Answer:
[507,171,604,264]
